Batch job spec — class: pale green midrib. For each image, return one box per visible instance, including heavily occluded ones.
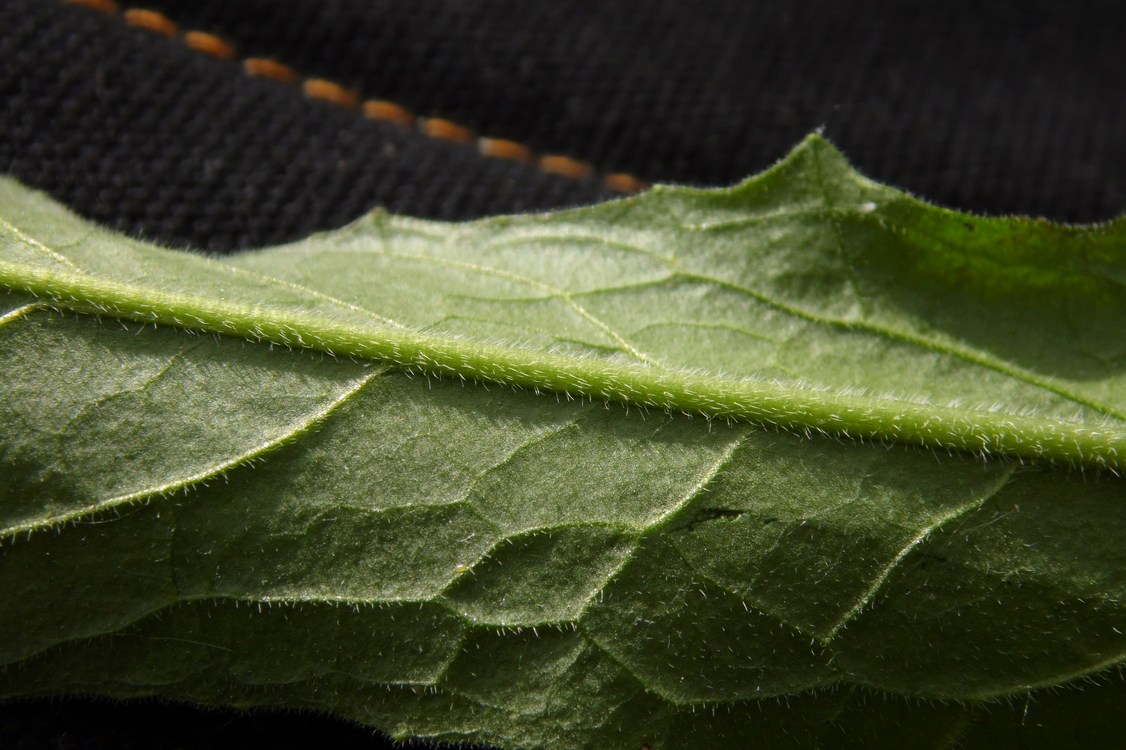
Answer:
[2,259,1123,472]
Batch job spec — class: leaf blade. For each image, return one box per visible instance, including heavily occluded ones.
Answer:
[1,134,1125,748]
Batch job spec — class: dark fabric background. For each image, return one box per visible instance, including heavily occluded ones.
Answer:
[1,0,1123,256]
[0,0,1122,747]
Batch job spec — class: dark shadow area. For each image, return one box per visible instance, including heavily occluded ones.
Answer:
[0,696,457,750]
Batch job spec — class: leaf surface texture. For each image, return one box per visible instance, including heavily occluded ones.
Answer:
[1,136,1124,748]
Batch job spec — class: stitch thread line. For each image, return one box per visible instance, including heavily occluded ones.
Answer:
[66,0,647,193]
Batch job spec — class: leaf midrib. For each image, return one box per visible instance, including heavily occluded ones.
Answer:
[1,258,1123,471]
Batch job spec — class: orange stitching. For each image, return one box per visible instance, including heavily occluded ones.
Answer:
[64,0,119,13]
[303,79,359,109]
[77,1,646,192]
[122,8,178,37]
[604,173,648,193]
[421,118,475,144]
[478,138,533,163]
[362,100,415,128]
[243,57,298,84]
[539,155,593,180]
[184,30,236,60]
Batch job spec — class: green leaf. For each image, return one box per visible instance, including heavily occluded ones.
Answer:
[1,134,1124,748]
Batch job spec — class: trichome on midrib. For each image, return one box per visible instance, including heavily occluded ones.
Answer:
[0,257,1123,472]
